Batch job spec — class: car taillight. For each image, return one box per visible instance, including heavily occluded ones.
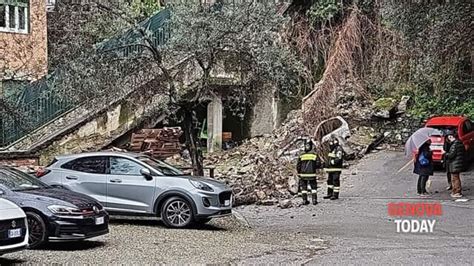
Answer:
[36,168,51,178]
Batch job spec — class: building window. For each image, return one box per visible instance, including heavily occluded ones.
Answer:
[0,0,29,34]
[46,0,55,12]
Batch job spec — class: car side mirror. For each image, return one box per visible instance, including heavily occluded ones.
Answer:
[140,168,153,181]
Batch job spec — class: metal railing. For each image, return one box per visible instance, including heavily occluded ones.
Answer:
[0,82,74,147]
[0,8,171,149]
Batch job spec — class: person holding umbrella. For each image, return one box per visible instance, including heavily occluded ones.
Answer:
[413,140,434,196]
[405,127,440,196]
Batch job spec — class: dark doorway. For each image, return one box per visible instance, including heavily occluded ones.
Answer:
[223,105,251,143]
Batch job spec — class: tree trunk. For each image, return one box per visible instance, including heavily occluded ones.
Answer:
[183,108,204,176]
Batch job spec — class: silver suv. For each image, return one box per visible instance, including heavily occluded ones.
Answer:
[39,152,232,228]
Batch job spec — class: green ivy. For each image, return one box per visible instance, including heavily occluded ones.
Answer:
[408,92,474,120]
[369,3,473,121]
[308,0,342,24]
[130,0,162,20]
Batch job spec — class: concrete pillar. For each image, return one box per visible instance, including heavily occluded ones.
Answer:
[207,93,223,153]
[250,85,279,137]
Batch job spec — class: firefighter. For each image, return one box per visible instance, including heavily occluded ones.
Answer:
[323,135,344,200]
[297,140,322,205]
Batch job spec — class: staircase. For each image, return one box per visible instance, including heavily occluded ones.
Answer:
[0,7,241,164]
[0,9,172,152]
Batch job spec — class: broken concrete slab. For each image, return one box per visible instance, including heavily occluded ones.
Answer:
[397,95,412,114]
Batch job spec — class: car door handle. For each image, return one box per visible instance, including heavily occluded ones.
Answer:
[110,179,122,183]
[65,176,78,180]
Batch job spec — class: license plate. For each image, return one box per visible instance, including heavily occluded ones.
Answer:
[224,200,230,206]
[95,217,104,225]
[8,228,22,238]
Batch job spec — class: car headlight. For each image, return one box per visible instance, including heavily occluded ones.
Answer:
[189,180,214,192]
[48,205,82,216]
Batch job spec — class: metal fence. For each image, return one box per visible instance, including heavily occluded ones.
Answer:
[0,80,74,147]
[0,8,171,148]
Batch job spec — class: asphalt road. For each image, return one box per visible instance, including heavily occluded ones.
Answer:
[239,150,474,264]
[1,150,473,264]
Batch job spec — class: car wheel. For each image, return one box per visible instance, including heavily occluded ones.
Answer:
[26,211,47,249]
[161,196,194,228]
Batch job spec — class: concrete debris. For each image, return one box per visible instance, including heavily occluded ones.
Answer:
[261,199,279,206]
[278,199,293,209]
[164,93,421,206]
[310,238,328,245]
[306,245,328,251]
[203,110,309,206]
[397,95,412,114]
[287,174,299,194]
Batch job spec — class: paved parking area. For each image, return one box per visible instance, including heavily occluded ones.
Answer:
[1,215,319,264]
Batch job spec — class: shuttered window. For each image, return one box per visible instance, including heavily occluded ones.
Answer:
[0,0,29,34]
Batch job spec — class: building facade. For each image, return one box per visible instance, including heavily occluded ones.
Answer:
[0,0,48,86]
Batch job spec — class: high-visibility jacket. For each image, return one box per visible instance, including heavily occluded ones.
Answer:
[324,145,344,173]
[297,152,322,179]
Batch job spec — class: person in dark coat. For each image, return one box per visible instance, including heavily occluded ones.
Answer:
[445,132,465,198]
[414,140,434,195]
[443,135,452,190]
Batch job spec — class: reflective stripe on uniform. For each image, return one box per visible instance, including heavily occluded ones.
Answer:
[328,153,336,158]
[299,173,317,177]
[311,190,317,194]
[301,190,308,194]
[300,154,317,161]
[327,185,334,189]
[324,168,342,172]
[333,187,340,192]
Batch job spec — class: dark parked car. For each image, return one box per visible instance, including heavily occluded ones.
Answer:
[0,166,109,248]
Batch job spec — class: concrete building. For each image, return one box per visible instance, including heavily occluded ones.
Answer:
[0,0,48,96]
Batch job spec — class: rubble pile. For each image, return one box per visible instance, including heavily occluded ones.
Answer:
[164,94,421,206]
[205,110,306,206]
[335,85,423,152]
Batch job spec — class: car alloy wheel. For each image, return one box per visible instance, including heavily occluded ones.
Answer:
[161,197,193,228]
[26,212,47,249]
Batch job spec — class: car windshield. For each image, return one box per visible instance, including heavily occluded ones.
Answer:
[137,156,184,176]
[0,168,49,191]
[426,125,457,136]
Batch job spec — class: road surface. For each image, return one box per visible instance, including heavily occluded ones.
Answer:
[238,150,474,264]
[1,150,472,264]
